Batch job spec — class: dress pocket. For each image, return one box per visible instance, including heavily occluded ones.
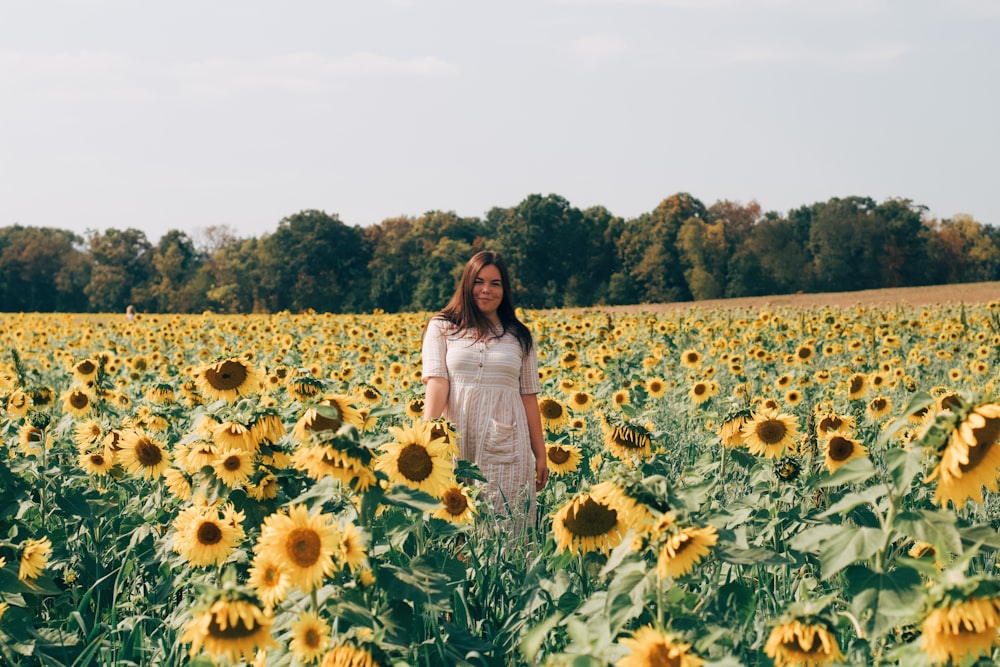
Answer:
[481,418,517,461]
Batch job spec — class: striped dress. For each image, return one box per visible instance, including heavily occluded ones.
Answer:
[421,317,541,528]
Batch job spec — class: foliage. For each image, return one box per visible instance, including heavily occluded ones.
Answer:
[1,300,999,665]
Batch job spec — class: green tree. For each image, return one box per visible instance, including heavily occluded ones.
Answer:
[149,230,206,312]
[84,228,153,313]
[412,237,477,311]
[808,197,880,292]
[618,193,706,303]
[923,214,1000,283]
[258,210,371,313]
[0,226,89,312]
[490,194,590,308]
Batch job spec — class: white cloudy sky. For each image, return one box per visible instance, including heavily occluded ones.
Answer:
[1,0,997,244]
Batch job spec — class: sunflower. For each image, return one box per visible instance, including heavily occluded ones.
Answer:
[552,482,635,556]
[846,373,867,400]
[546,443,583,475]
[78,447,116,477]
[194,357,262,403]
[427,418,460,458]
[6,389,29,417]
[292,394,364,443]
[653,522,719,579]
[405,397,424,420]
[357,385,381,405]
[764,619,845,667]
[815,413,855,439]
[600,415,653,462]
[163,467,193,501]
[118,428,171,479]
[680,348,701,368]
[213,449,256,487]
[568,391,593,412]
[255,504,341,592]
[742,411,799,458]
[212,420,258,453]
[183,440,219,473]
[928,402,1000,506]
[792,344,815,364]
[569,417,587,432]
[867,395,893,420]
[72,357,100,382]
[292,445,377,491]
[689,380,718,405]
[431,484,477,525]
[248,554,290,610]
[173,503,244,567]
[288,375,324,402]
[73,419,103,448]
[646,377,668,399]
[290,611,331,663]
[538,397,570,431]
[62,387,93,417]
[19,536,52,581]
[719,410,752,448]
[612,389,631,409]
[375,421,454,497]
[920,595,1000,664]
[616,625,705,667]
[251,412,287,444]
[321,644,380,667]
[181,596,276,664]
[339,522,368,570]
[823,434,868,473]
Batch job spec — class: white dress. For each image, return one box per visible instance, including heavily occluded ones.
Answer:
[421,317,541,526]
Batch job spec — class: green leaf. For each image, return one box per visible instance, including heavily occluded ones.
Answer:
[844,564,923,639]
[894,509,963,555]
[818,485,885,518]
[959,523,1000,550]
[817,456,877,488]
[883,446,922,496]
[789,524,884,579]
[383,485,443,512]
[519,612,563,663]
[715,544,790,566]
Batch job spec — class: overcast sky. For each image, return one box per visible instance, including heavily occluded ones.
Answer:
[1,0,997,245]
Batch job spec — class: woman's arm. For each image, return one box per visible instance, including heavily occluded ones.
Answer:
[521,393,548,491]
[424,377,450,419]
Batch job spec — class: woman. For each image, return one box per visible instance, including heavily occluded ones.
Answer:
[422,250,548,530]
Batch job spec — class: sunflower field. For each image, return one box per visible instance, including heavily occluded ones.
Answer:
[1,302,999,667]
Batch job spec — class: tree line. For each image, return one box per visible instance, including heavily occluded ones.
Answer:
[1,192,996,314]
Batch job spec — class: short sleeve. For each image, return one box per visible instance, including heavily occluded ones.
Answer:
[421,317,450,382]
[519,344,541,395]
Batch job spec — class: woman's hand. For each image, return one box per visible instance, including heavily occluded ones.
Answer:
[535,454,548,491]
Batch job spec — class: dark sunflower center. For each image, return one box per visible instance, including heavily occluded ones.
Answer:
[205,360,248,391]
[197,521,224,546]
[797,347,812,360]
[135,439,163,466]
[940,394,962,411]
[307,412,342,433]
[563,497,618,537]
[648,644,682,667]
[828,436,855,462]
[287,528,321,567]
[612,426,649,450]
[541,401,564,419]
[69,392,90,409]
[548,447,571,465]
[756,419,788,444]
[819,416,843,432]
[871,398,888,412]
[304,627,322,648]
[443,488,469,515]
[208,613,257,640]
[849,377,864,393]
[693,384,707,395]
[398,444,433,482]
[963,416,1000,472]
[223,455,242,472]
[77,360,96,375]
[89,453,106,466]
[263,566,281,586]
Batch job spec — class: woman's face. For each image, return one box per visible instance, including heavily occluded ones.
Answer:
[472,264,503,321]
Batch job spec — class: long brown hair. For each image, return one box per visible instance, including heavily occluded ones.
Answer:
[435,250,532,352]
